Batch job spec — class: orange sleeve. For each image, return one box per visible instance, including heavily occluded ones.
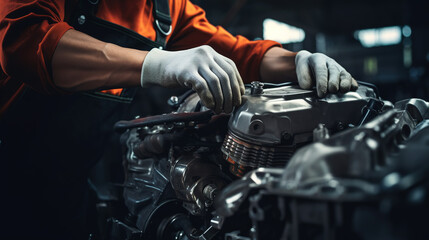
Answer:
[168,0,281,83]
[0,0,73,94]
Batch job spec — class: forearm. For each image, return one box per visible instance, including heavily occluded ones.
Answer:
[52,29,147,91]
[260,47,298,83]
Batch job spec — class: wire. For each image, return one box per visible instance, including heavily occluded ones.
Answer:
[357,81,380,98]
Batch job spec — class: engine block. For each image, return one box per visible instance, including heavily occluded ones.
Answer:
[222,83,382,175]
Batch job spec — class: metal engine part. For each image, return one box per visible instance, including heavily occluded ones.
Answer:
[214,98,429,240]
[107,83,429,240]
[110,101,230,239]
[222,83,384,174]
[170,152,229,215]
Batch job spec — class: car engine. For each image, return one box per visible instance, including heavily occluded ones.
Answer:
[108,82,429,240]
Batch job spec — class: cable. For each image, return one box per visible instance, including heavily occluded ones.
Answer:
[357,81,380,98]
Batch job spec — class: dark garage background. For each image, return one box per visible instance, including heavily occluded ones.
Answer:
[191,0,429,102]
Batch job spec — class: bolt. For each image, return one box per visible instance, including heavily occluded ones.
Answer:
[174,231,185,240]
[169,95,179,107]
[205,200,213,208]
[250,81,264,95]
[337,122,344,131]
[282,132,292,141]
[78,15,86,25]
[249,119,265,135]
[203,184,217,200]
[210,216,225,229]
[383,172,401,188]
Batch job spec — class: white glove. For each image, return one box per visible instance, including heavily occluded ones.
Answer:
[295,50,358,97]
[141,45,245,113]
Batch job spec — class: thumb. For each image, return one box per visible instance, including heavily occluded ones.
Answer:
[295,50,313,89]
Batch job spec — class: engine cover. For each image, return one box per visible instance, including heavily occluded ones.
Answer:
[222,83,381,171]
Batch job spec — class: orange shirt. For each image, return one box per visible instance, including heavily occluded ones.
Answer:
[0,0,280,115]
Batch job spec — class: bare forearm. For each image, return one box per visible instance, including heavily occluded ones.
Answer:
[260,47,297,83]
[52,29,147,91]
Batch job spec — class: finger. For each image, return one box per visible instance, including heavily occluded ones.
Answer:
[211,63,233,113]
[339,70,352,92]
[187,74,215,110]
[222,56,245,96]
[351,77,359,91]
[309,53,328,97]
[296,60,313,89]
[295,51,314,89]
[296,63,313,89]
[327,60,340,93]
[217,57,242,109]
[199,67,224,113]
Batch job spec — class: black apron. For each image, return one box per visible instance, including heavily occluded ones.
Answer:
[0,0,183,239]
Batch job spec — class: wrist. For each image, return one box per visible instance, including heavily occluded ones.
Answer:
[103,43,148,88]
[140,48,169,88]
[260,47,297,83]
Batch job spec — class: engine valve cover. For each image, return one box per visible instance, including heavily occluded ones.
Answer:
[222,83,380,169]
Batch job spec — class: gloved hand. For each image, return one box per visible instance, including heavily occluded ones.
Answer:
[295,50,358,97]
[141,45,245,113]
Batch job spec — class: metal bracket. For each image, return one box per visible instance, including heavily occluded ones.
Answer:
[155,19,172,36]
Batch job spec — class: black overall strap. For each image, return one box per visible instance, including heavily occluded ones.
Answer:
[70,0,172,50]
[69,0,173,101]
[153,0,172,48]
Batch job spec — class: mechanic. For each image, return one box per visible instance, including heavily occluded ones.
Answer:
[0,0,357,239]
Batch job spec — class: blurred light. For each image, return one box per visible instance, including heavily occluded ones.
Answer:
[354,26,402,48]
[404,44,412,68]
[402,25,412,37]
[364,57,378,76]
[263,18,305,44]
